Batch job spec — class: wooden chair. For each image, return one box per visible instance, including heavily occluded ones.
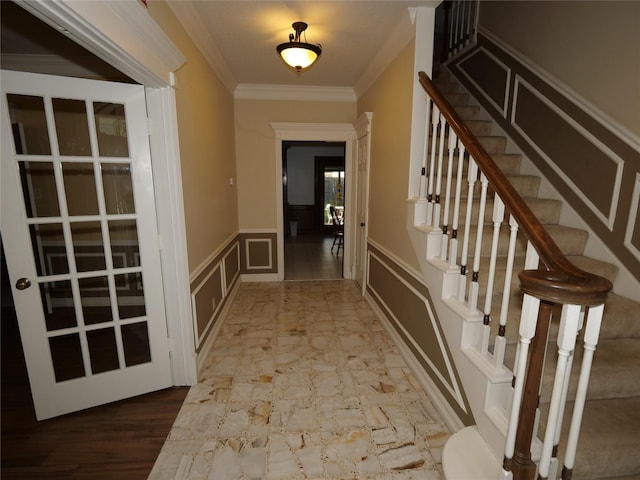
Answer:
[329,206,343,254]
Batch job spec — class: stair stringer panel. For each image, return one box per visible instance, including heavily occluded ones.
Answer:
[405,199,510,469]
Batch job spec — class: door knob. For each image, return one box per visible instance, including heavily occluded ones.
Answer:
[15,278,31,290]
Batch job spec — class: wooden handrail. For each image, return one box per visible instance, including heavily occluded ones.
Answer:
[418,71,612,306]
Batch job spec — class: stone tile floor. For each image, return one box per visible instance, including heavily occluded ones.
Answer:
[149,280,450,479]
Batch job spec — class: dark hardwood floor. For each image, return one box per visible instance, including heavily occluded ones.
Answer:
[1,304,188,480]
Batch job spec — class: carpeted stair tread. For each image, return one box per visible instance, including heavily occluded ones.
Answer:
[465,119,493,136]
[540,396,640,479]
[486,292,640,345]
[537,337,640,402]
[491,153,522,175]
[595,293,640,339]
[566,255,619,284]
[450,173,541,199]
[447,196,561,225]
[460,224,588,257]
[443,91,469,107]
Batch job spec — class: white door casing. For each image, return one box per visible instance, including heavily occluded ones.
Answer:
[272,122,356,281]
[354,113,373,292]
[1,70,172,419]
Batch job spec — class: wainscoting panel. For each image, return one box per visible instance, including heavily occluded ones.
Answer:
[190,236,240,351]
[366,244,473,424]
[457,47,511,117]
[625,173,640,259]
[449,31,640,278]
[224,243,240,293]
[239,232,278,275]
[511,76,623,229]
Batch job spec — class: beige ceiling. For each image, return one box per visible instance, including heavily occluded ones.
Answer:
[168,1,439,92]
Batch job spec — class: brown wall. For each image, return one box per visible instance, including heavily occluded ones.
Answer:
[477,1,640,136]
[449,31,640,281]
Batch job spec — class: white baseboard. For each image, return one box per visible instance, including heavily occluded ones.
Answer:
[240,273,280,282]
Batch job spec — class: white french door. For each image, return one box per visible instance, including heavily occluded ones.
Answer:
[1,70,172,420]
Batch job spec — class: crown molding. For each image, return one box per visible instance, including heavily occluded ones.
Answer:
[234,84,356,102]
[167,1,237,93]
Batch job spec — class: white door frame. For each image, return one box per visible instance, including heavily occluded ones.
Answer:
[354,112,373,294]
[272,123,357,281]
[18,0,196,385]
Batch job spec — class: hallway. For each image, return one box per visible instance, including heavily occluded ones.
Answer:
[149,280,450,479]
[284,234,343,281]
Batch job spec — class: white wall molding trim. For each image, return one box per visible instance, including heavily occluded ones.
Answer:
[479,26,640,153]
[146,86,195,386]
[624,172,640,262]
[510,75,624,231]
[21,0,185,88]
[195,280,241,374]
[457,47,511,118]
[245,238,274,270]
[189,232,239,282]
[235,84,356,103]
[191,261,225,349]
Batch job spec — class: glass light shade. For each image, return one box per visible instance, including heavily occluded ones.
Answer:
[277,43,321,71]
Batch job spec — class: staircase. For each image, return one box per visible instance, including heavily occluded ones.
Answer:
[422,69,640,479]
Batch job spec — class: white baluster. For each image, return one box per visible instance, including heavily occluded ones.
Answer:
[538,304,582,479]
[426,105,440,226]
[419,96,432,203]
[494,214,519,370]
[458,157,478,302]
[468,172,489,312]
[449,143,466,268]
[441,130,457,261]
[562,303,605,478]
[480,194,505,355]
[510,244,540,395]
[433,114,447,229]
[549,309,584,480]
[504,293,541,468]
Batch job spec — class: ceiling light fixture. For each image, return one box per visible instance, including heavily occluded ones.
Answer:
[276,22,322,72]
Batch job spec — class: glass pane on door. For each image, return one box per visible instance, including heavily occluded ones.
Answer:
[19,162,60,217]
[6,94,51,155]
[62,162,99,216]
[94,102,129,157]
[29,223,68,276]
[102,163,135,214]
[52,98,91,156]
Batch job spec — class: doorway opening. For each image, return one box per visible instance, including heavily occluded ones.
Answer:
[282,140,345,280]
